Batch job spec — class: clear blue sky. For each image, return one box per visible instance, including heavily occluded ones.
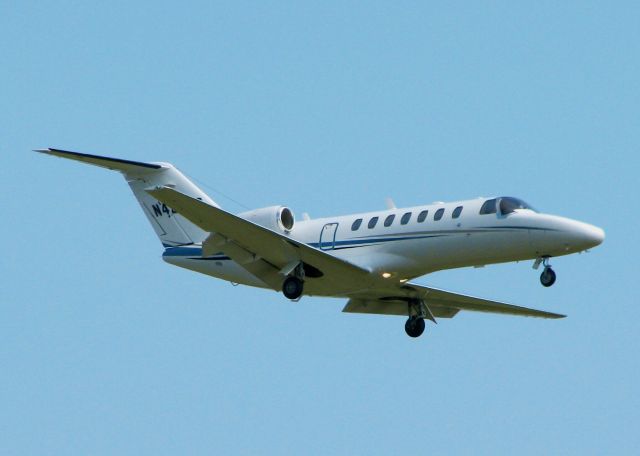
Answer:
[3,1,639,454]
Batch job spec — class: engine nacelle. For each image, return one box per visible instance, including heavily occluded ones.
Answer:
[238,205,295,233]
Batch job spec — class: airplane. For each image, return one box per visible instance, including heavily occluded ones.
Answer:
[36,148,605,338]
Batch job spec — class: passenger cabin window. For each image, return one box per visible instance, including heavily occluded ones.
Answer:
[480,199,497,215]
[434,208,445,221]
[401,212,411,225]
[384,214,395,227]
[351,218,362,231]
[417,210,428,223]
[368,216,379,229]
[452,206,463,219]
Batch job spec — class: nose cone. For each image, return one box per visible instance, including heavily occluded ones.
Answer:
[573,222,605,250]
[529,214,604,256]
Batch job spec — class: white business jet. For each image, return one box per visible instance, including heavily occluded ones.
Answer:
[37,148,605,338]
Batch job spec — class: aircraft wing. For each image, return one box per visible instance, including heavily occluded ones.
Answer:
[147,186,375,293]
[343,283,566,319]
[148,186,565,320]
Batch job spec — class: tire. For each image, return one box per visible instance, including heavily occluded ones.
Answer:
[405,317,425,338]
[540,268,557,287]
[282,276,304,300]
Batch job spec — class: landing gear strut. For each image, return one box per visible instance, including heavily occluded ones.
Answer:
[282,262,305,300]
[536,257,556,287]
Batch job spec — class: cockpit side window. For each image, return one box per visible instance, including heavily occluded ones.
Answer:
[480,199,497,215]
[499,197,537,215]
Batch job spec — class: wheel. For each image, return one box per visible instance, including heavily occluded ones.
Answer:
[540,267,556,287]
[282,276,304,300]
[404,316,425,338]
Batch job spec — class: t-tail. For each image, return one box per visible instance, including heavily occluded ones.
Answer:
[35,148,217,247]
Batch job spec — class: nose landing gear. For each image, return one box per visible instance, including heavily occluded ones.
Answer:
[534,257,556,287]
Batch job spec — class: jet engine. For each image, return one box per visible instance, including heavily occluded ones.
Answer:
[238,206,295,233]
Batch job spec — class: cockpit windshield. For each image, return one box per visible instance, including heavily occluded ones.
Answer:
[480,197,537,216]
[498,197,537,214]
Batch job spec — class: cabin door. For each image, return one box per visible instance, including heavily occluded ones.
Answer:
[319,223,339,250]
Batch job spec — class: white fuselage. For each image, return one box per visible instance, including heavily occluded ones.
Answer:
[37,148,593,335]
[163,196,604,296]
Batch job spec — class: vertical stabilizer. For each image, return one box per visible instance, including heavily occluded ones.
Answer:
[125,165,218,246]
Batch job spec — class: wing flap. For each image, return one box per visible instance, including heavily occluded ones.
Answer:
[343,299,460,318]
[345,283,565,319]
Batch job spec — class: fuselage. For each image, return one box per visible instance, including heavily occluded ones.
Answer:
[163,196,605,295]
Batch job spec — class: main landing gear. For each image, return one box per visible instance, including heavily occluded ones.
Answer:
[405,316,426,338]
[404,299,435,338]
[282,276,304,300]
[282,262,306,300]
[534,257,556,287]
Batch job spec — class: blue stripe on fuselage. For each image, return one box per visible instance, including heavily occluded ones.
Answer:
[308,233,448,249]
[163,226,545,258]
[163,246,230,260]
[164,233,453,258]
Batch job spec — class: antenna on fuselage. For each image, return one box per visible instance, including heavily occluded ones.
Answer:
[385,197,397,210]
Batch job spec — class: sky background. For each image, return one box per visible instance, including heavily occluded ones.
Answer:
[3,1,639,454]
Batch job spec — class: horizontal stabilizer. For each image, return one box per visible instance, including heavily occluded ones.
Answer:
[36,147,215,246]
[34,148,163,174]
